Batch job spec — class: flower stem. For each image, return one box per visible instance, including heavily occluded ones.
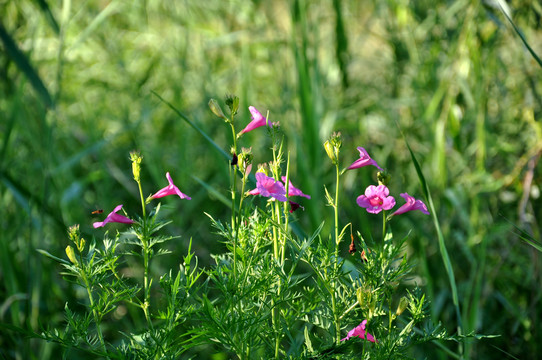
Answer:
[332,162,341,344]
[81,271,108,357]
[229,121,238,277]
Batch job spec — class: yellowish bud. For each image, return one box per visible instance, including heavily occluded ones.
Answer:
[396,296,408,316]
[66,245,78,264]
[130,151,143,183]
[324,140,337,164]
[208,99,227,120]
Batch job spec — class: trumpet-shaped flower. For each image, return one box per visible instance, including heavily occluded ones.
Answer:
[341,320,376,343]
[93,205,134,228]
[238,106,277,135]
[281,176,311,199]
[391,193,429,216]
[247,172,287,202]
[357,185,395,214]
[347,147,383,171]
[150,172,191,200]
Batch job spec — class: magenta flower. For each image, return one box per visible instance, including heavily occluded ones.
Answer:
[150,172,191,200]
[281,176,311,199]
[238,106,277,136]
[247,172,287,202]
[347,147,383,171]
[357,185,396,214]
[341,320,377,343]
[93,205,134,228]
[391,193,429,216]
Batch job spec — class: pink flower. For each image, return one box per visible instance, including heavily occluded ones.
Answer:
[93,205,134,228]
[391,193,429,216]
[357,185,396,214]
[341,320,376,343]
[150,172,191,200]
[247,172,287,202]
[347,147,383,171]
[238,106,277,135]
[281,176,311,199]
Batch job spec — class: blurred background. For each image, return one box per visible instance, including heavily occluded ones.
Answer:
[1,0,541,358]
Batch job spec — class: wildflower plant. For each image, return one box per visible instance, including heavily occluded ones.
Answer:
[35,95,491,359]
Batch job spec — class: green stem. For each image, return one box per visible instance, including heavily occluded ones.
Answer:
[137,180,146,219]
[229,121,238,278]
[332,162,341,344]
[81,272,108,357]
[281,152,290,265]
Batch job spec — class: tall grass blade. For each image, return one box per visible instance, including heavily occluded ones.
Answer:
[495,0,542,68]
[0,21,54,109]
[402,135,464,355]
[502,216,542,252]
[32,0,60,34]
[151,91,229,161]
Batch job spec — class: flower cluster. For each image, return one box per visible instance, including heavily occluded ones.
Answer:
[346,146,429,216]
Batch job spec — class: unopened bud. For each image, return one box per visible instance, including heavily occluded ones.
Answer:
[324,140,337,164]
[130,151,143,183]
[68,225,80,244]
[238,147,253,174]
[225,94,239,116]
[377,171,391,186]
[66,245,78,264]
[256,163,269,176]
[209,99,227,120]
[396,297,408,316]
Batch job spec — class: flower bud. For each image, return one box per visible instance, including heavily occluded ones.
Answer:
[238,147,253,174]
[225,94,239,116]
[65,245,78,264]
[68,224,80,244]
[256,163,269,176]
[396,296,408,316]
[208,99,227,120]
[324,140,337,164]
[377,171,391,186]
[130,151,143,183]
[357,286,376,319]
[324,132,342,165]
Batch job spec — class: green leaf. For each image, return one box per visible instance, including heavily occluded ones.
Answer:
[0,21,54,108]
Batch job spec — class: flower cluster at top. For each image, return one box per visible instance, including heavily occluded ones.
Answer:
[92,104,428,228]
[346,146,429,217]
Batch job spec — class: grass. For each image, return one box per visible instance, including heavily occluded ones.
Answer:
[1,0,542,358]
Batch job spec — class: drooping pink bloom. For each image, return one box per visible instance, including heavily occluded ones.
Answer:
[247,172,287,202]
[341,320,376,343]
[391,193,429,216]
[357,185,395,214]
[281,176,311,199]
[347,147,383,171]
[238,106,277,135]
[93,205,134,228]
[150,172,191,200]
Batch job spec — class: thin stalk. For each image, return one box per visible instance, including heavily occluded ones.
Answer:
[332,162,341,344]
[229,120,238,277]
[81,271,108,357]
[281,152,291,265]
[137,177,146,219]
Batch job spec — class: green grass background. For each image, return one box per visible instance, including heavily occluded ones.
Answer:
[1,0,541,358]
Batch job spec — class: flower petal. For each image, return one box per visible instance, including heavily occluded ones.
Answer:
[347,147,383,171]
[93,204,134,228]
